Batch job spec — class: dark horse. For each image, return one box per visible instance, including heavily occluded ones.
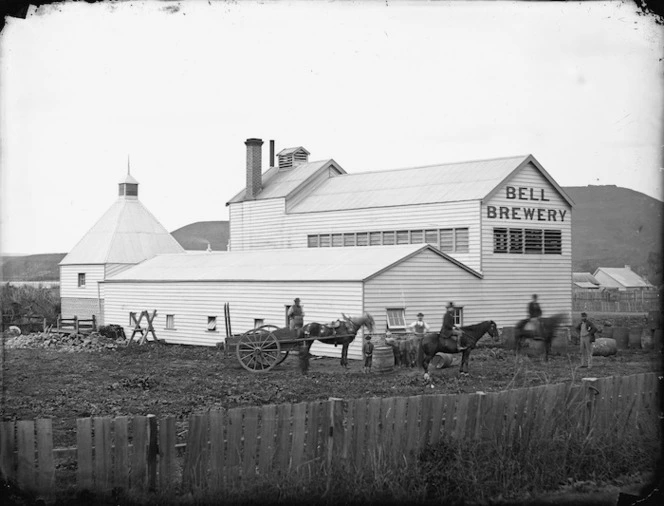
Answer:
[300,313,375,368]
[514,313,565,362]
[419,320,499,380]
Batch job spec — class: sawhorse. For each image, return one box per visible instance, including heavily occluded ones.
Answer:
[128,310,159,345]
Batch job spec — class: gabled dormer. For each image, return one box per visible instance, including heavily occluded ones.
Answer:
[277,147,310,170]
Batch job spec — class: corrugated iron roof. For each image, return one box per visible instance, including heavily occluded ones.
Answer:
[574,281,600,289]
[104,244,479,282]
[594,267,653,288]
[572,272,599,284]
[226,159,341,204]
[288,155,530,213]
[60,198,184,265]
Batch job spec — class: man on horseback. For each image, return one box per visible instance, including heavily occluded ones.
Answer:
[441,302,466,350]
[524,294,542,337]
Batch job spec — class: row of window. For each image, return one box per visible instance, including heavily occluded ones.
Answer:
[493,228,562,254]
[140,310,462,333]
[307,228,470,253]
[387,307,462,330]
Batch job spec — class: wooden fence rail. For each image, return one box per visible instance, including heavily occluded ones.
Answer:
[0,373,659,498]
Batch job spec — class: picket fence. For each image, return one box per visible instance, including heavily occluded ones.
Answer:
[0,373,659,499]
[572,290,660,313]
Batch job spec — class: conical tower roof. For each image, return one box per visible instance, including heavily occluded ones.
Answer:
[60,172,184,265]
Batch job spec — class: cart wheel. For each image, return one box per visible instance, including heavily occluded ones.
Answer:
[236,328,281,372]
[256,325,290,365]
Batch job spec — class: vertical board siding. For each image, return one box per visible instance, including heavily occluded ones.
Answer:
[481,163,573,326]
[230,199,483,272]
[5,374,659,496]
[102,281,364,359]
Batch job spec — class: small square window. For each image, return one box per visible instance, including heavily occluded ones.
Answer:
[382,231,395,245]
[439,229,453,251]
[396,230,409,244]
[254,318,264,328]
[307,235,319,248]
[343,233,356,247]
[319,234,331,247]
[331,233,343,247]
[207,316,217,332]
[455,228,469,252]
[78,273,86,287]
[425,229,439,247]
[166,314,175,329]
[386,308,406,330]
[452,307,464,326]
[493,228,508,253]
[356,232,369,246]
[410,230,424,244]
[369,231,382,245]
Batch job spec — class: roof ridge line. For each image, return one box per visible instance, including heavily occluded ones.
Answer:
[345,155,529,177]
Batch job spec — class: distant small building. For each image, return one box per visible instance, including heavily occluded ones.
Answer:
[593,265,655,291]
[572,272,600,290]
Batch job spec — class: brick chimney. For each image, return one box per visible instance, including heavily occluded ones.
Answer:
[245,138,263,199]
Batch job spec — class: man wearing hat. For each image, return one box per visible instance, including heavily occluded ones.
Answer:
[407,312,431,367]
[288,298,305,331]
[575,312,598,368]
[441,302,466,350]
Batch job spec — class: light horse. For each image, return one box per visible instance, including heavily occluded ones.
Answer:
[514,313,565,362]
[300,313,375,368]
[419,320,499,380]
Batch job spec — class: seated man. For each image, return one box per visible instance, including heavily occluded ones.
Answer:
[441,302,466,350]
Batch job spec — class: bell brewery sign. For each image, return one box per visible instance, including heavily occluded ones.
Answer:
[486,186,568,222]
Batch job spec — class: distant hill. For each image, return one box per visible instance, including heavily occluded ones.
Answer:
[170,221,230,252]
[563,185,663,286]
[1,253,66,281]
[3,186,662,285]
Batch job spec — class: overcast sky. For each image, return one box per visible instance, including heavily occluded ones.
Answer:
[1,0,662,256]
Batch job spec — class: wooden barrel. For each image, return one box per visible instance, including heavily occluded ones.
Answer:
[550,328,568,355]
[501,327,515,349]
[593,337,617,357]
[524,338,546,356]
[431,353,453,369]
[372,345,394,373]
[641,328,653,350]
[613,327,629,349]
[601,326,614,339]
[628,327,643,349]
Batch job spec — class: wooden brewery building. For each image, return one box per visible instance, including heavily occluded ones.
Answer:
[64,138,574,361]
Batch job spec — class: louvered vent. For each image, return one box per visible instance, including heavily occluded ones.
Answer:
[277,147,309,170]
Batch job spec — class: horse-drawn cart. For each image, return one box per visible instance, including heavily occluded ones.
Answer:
[233,325,307,372]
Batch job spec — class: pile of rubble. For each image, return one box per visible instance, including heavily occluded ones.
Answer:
[3,329,126,352]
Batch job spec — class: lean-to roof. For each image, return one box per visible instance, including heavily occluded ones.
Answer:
[104,244,481,283]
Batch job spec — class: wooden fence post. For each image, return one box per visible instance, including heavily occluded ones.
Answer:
[74,316,79,334]
[92,314,97,332]
[147,415,158,492]
[326,398,343,490]
[582,378,599,436]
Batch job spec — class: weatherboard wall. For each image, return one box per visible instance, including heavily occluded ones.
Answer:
[364,248,485,332]
[480,162,573,324]
[229,199,482,271]
[101,280,365,359]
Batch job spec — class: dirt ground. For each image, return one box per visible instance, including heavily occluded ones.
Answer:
[2,336,660,434]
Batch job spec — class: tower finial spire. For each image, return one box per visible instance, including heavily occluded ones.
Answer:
[127,154,131,175]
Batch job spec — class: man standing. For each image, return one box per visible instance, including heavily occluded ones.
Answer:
[441,302,465,350]
[407,312,430,367]
[288,298,304,331]
[575,312,598,368]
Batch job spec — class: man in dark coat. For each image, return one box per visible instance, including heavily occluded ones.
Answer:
[441,302,466,350]
[525,294,542,336]
[575,312,598,368]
